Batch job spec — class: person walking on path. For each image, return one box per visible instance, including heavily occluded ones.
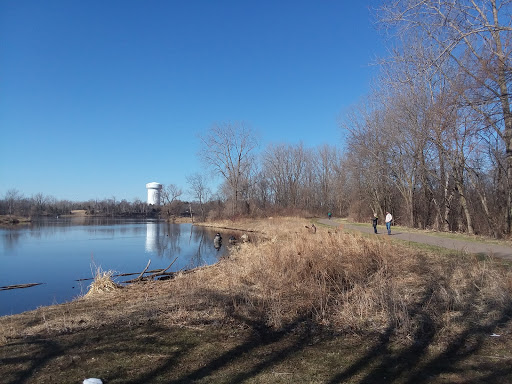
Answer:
[328,212,332,220]
[385,211,393,235]
[372,213,378,234]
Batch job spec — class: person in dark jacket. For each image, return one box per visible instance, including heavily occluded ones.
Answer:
[372,213,378,234]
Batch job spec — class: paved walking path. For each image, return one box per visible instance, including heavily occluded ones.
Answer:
[317,218,512,261]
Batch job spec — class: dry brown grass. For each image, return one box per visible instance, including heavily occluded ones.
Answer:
[199,217,512,340]
[2,217,511,347]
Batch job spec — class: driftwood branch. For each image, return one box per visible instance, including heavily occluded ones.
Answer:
[124,259,152,283]
[138,259,152,278]
[76,257,181,285]
[122,258,182,283]
[122,263,208,284]
[75,268,175,282]
[144,257,178,280]
[0,283,43,291]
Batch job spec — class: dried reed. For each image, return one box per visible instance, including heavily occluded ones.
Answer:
[84,267,121,297]
[206,218,512,340]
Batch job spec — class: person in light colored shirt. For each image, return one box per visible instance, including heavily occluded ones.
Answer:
[385,212,393,235]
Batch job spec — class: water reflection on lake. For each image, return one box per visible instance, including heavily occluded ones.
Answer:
[0,218,228,316]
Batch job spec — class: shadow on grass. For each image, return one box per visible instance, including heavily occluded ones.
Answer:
[326,275,512,384]
[0,337,64,383]
[2,288,512,383]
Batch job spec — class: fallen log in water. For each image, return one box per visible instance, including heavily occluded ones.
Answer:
[0,283,43,291]
[75,268,174,282]
[75,256,204,285]
[123,257,178,284]
[144,257,179,280]
[76,258,180,283]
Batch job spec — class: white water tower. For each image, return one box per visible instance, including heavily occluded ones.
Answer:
[146,182,162,205]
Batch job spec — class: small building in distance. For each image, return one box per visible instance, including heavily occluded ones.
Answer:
[146,182,162,205]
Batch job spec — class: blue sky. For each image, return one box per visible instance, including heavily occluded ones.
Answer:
[1,0,384,202]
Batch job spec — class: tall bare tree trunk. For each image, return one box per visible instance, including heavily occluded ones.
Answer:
[491,0,512,233]
[455,177,474,235]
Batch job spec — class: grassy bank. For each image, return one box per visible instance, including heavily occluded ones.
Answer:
[0,215,32,226]
[1,217,512,383]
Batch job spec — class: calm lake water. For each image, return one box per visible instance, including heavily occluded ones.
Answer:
[0,217,229,316]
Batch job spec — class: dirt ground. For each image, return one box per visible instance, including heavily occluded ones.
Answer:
[317,218,512,260]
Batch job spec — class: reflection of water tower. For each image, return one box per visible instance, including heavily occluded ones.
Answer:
[145,222,160,253]
[146,182,162,205]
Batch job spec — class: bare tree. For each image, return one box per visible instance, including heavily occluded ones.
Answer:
[160,184,183,218]
[251,170,271,212]
[31,193,48,215]
[263,143,309,209]
[315,144,340,212]
[161,184,183,205]
[379,0,512,232]
[344,87,416,222]
[199,121,258,216]
[5,189,22,216]
[187,173,211,222]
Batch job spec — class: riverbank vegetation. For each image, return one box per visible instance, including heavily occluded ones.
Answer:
[0,215,31,226]
[1,217,511,383]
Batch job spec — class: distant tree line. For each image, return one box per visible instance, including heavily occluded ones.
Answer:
[0,187,211,221]
[0,189,151,217]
